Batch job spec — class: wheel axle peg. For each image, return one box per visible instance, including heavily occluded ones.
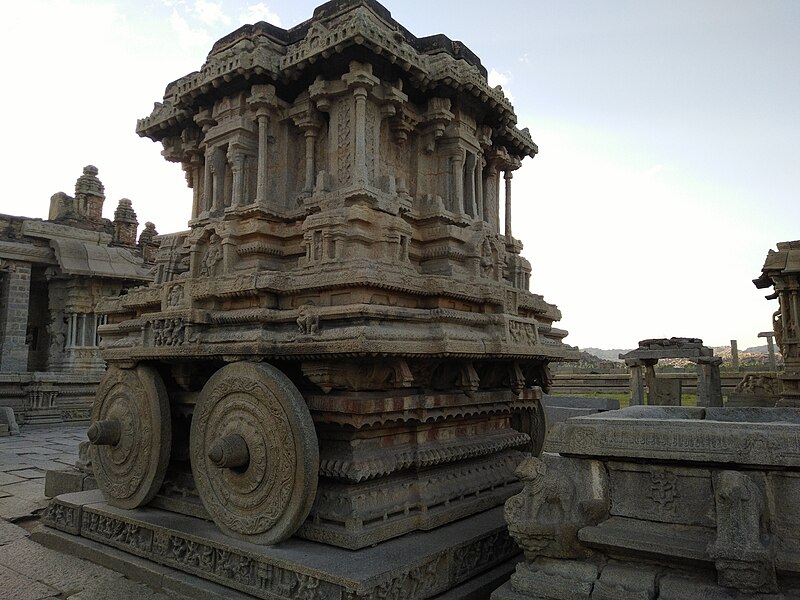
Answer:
[88,419,122,446]
[208,434,250,469]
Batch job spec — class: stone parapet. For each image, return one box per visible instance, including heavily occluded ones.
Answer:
[496,406,800,598]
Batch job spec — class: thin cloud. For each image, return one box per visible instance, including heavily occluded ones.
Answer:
[194,0,230,26]
[170,9,211,49]
[239,3,283,26]
[488,68,514,102]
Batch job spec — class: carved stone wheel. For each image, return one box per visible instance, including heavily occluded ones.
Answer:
[190,362,319,545]
[89,365,172,509]
[511,400,548,456]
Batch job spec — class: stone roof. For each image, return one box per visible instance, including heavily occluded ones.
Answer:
[137,0,536,160]
[754,240,800,290]
[50,239,151,280]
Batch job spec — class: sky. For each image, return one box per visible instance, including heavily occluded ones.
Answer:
[0,0,797,351]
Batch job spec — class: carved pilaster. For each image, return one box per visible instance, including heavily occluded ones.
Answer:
[247,84,283,210]
[504,170,513,238]
[194,109,217,216]
[342,62,380,187]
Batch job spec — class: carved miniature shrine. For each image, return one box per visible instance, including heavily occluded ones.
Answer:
[44,1,577,597]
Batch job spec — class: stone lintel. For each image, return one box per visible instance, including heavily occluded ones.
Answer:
[0,240,56,264]
[620,348,711,361]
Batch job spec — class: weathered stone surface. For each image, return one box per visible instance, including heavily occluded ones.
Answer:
[504,454,607,561]
[0,518,29,545]
[499,403,800,598]
[0,563,59,600]
[43,491,520,600]
[190,362,318,545]
[44,467,89,498]
[591,561,658,600]
[0,536,122,593]
[0,406,20,434]
[707,470,776,593]
[542,396,620,411]
[495,558,598,600]
[90,365,171,510]
[546,406,800,467]
[754,240,800,407]
[72,0,578,559]
[727,373,781,407]
[607,462,715,527]
[621,338,722,407]
[0,165,154,426]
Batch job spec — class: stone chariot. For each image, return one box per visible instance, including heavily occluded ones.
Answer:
[87,0,577,553]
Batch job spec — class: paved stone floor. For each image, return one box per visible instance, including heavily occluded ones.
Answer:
[0,424,185,599]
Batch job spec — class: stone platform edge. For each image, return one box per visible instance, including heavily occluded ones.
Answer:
[42,490,521,600]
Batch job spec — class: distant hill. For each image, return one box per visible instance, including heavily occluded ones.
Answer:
[580,345,782,369]
[744,344,770,353]
[581,348,632,362]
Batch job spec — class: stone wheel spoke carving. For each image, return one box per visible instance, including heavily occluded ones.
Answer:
[190,362,319,544]
[90,365,172,509]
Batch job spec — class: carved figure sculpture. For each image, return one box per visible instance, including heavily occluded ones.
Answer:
[708,470,777,593]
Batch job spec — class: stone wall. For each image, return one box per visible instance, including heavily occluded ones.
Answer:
[552,372,757,397]
[0,262,31,372]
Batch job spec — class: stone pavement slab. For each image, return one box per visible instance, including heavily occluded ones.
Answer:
[0,519,28,545]
[0,423,185,599]
[0,562,59,600]
[0,424,85,521]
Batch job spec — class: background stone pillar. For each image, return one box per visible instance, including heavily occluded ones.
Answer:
[644,360,658,405]
[759,331,778,372]
[731,339,740,371]
[697,356,723,407]
[626,359,645,406]
[0,262,32,372]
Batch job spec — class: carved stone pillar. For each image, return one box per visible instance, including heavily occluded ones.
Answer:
[353,86,368,186]
[292,110,322,196]
[189,153,204,219]
[210,146,227,213]
[342,63,379,189]
[303,129,318,194]
[484,164,500,231]
[248,84,283,209]
[0,261,31,372]
[229,146,246,207]
[626,360,645,406]
[464,152,477,216]
[504,170,513,238]
[255,114,269,207]
[696,356,723,407]
[194,110,216,216]
[203,147,214,215]
[451,150,465,214]
[475,156,484,219]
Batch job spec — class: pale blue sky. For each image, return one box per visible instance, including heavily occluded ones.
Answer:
[1,1,797,350]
